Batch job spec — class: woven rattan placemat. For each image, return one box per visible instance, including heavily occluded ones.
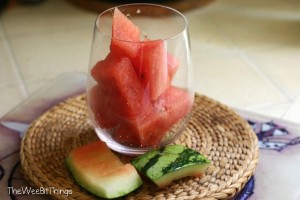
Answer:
[20,94,258,200]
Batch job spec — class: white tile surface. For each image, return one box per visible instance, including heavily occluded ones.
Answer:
[0,40,18,85]
[208,11,300,51]
[192,52,287,108]
[246,47,300,100]
[244,102,291,119]
[284,95,300,123]
[9,28,92,92]
[186,9,234,56]
[0,84,25,117]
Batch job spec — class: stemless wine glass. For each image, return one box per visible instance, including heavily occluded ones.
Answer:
[86,3,194,155]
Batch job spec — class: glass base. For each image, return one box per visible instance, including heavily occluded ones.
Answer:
[93,112,192,155]
[94,128,154,155]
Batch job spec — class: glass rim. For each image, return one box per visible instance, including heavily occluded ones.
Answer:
[95,3,188,43]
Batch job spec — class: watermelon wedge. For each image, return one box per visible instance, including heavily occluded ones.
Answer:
[91,53,147,119]
[132,145,210,188]
[111,7,140,60]
[134,40,169,101]
[167,53,180,80]
[66,141,143,199]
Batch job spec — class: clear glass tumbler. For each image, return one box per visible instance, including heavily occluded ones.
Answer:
[86,3,194,155]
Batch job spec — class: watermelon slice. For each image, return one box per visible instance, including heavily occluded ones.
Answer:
[111,7,140,60]
[134,40,169,101]
[132,145,210,188]
[66,141,143,199]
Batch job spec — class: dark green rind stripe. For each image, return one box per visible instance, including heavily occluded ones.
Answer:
[137,145,182,176]
[162,148,210,175]
[132,145,211,181]
[141,154,161,174]
[132,149,159,170]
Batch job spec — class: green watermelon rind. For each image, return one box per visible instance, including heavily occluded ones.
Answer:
[131,145,211,187]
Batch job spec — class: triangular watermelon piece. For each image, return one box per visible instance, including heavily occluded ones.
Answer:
[134,40,170,101]
[111,7,140,60]
[90,53,149,120]
[167,53,180,81]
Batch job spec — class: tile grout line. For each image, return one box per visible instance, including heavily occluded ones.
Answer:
[243,100,290,110]
[281,89,300,119]
[238,52,295,121]
[0,20,29,98]
[236,49,294,102]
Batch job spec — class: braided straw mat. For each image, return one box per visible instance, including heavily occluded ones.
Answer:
[20,94,258,200]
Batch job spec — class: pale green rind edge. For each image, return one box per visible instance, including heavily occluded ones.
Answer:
[153,162,211,187]
[65,156,143,199]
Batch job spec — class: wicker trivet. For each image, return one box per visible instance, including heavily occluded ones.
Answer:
[20,94,258,200]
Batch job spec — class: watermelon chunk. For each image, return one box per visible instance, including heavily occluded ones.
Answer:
[88,84,119,129]
[90,54,147,119]
[134,39,179,83]
[66,141,143,199]
[113,124,144,147]
[114,109,166,147]
[153,86,193,131]
[132,145,210,188]
[167,53,180,80]
[111,7,140,60]
[135,40,169,101]
[113,87,193,147]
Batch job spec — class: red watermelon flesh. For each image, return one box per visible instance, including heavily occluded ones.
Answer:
[167,53,180,80]
[134,40,169,101]
[114,113,165,147]
[133,39,180,84]
[90,54,148,120]
[143,86,193,146]
[68,141,123,172]
[88,84,119,129]
[89,8,190,147]
[91,53,115,83]
[113,123,143,147]
[153,86,193,131]
[111,7,140,60]
[113,86,193,147]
